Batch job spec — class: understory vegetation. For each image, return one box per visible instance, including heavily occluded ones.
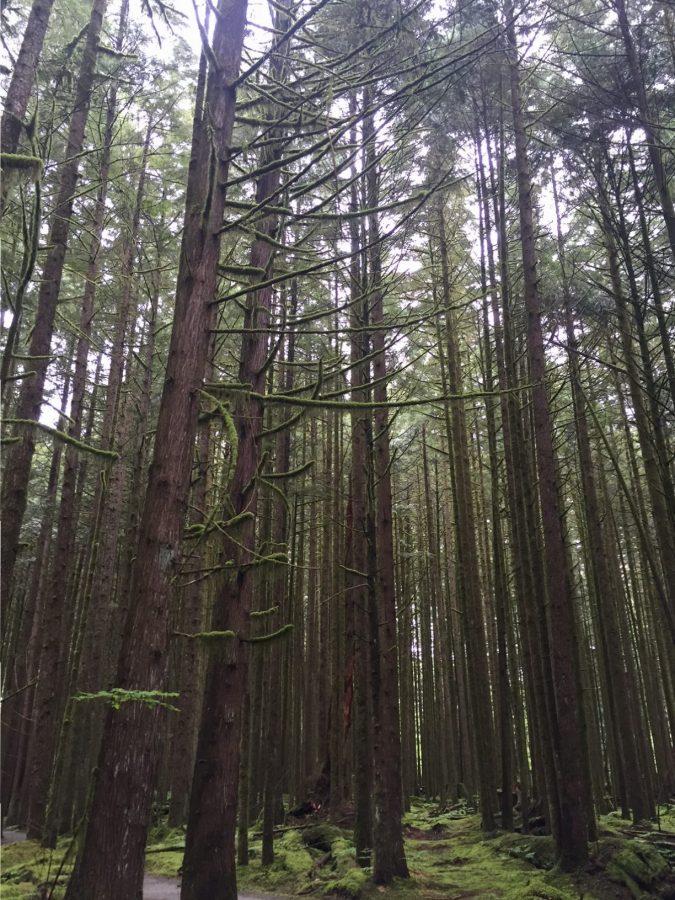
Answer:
[3,802,675,899]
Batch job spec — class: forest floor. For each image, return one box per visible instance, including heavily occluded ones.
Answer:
[2,800,674,899]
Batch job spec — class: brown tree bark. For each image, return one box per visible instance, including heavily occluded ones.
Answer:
[551,163,651,824]
[180,40,288,898]
[64,3,248,895]
[348,130,373,861]
[25,6,128,843]
[364,98,409,883]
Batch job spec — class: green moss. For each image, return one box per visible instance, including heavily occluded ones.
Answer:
[144,823,185,877]
[331,838,358,873]
[0,884,42,899]
[281,849,315,875]
[323,865,369,897]
[302,824,345,852]
[606,842,668,898]
[144,849,184,878]
[402,819,578,900]
[497,834,556,870]
[140,804,674,900]
[1,838,72,897]
[659,803,675,832]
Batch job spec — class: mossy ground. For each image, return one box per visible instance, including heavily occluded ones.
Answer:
[0,834,73,898]
[3,802,674,899]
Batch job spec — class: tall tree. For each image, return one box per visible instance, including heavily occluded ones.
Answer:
[64,2,248,895]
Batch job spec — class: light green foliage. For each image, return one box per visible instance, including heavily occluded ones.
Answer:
[72,688,180,711]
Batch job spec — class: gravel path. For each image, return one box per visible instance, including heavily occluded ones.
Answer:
[1,829,288,899]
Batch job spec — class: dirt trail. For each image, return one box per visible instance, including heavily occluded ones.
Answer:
[1,829,287,900]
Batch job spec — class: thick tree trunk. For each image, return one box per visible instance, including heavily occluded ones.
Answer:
[64,3,247,896]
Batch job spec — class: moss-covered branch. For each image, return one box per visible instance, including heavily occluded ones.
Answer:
[5,418,119,458]
[243,623,294,644]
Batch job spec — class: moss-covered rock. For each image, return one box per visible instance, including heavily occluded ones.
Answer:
[302,824,345,852]
[322,865,369,898]
[606,841,669,898]
[499,834,556,870]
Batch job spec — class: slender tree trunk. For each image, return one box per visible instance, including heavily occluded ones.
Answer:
[476,144,513,830]
[551,163,650,824]
[364,97,409,883]
[436,199,497,831]
[505,5,589,867]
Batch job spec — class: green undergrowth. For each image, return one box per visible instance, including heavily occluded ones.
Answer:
[236,826,369,898]
[400,808,577,900]
[142,800,674,898]
[5,801,673,899]
[144,820,186,878]
[1,835,73,898]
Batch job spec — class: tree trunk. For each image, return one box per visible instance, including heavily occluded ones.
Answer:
[364,97,409,883]
[180,39,288,898]
[505,5,589,868]
[64,3,248,895]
